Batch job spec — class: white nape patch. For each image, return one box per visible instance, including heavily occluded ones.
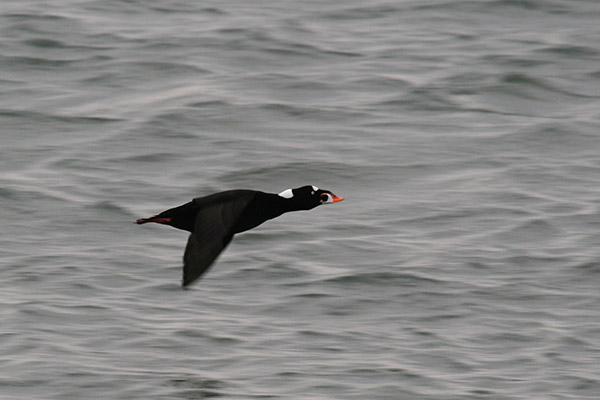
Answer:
[312,185,319,191]
[278,188,294,199]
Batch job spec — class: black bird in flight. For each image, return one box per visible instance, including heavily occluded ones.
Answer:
[136,185,344,287]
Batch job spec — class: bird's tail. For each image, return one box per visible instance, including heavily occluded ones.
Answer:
[135,217,172,225]
[135,201,196,231]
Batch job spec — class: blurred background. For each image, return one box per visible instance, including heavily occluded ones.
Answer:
[1,1,600,399]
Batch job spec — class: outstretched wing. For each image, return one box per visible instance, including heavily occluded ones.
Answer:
[182,191,255,287]
[182,231,233,287]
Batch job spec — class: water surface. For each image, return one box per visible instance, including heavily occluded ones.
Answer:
[2,1,600,399]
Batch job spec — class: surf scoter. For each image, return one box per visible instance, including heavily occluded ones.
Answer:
[136,185,344,287]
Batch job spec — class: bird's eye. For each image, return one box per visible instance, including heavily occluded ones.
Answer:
[320,194,329,202]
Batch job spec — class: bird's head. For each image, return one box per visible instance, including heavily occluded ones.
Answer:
[278,185,344,210]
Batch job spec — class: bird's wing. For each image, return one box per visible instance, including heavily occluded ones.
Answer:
[182,231,233,287]
[182,191,255,287]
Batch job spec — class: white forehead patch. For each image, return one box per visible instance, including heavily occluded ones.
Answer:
[312,185,319,191]
[278,188,294,199]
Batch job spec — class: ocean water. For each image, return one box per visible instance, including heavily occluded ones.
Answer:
[2,0,600,398]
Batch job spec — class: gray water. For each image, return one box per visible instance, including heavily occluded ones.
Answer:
[2,1,600,399]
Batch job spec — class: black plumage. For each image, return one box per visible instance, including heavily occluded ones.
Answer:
[136,185,344,287]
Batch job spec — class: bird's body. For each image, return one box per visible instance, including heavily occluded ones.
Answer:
[136,185,343,287]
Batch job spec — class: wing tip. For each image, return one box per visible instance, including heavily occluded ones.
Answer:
[181,276,195,288]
